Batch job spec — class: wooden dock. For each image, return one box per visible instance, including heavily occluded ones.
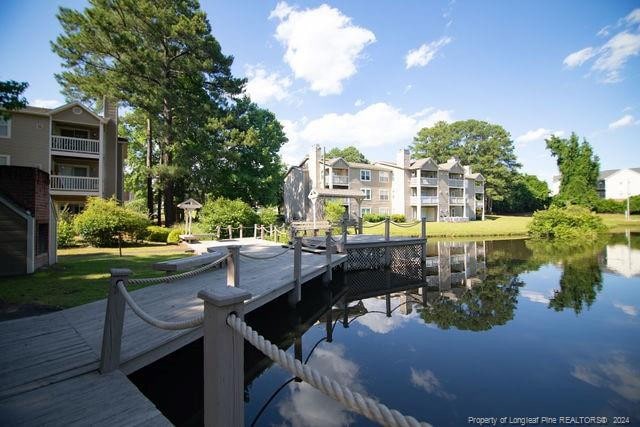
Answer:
[0,240,346,425]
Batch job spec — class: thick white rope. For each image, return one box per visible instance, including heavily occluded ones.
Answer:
[128,253,230,286]
[117,281,203,330]
[239,247,291,260]
[227,314,430,427]
[390,221,421,228]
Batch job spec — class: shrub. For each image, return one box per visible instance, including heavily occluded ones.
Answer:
[630,195,640,214]
[74,197,150,247]
[258,206,279,225]
[199,198,259,232]
[324,200,346,223]
[594,198,624,214]
[146,225,171,242]
[124,198,148,215]
[528,205,606,240]
[57,210,76,248]
[363,213,387,222]
[167,228,183,244]
[390,214,406,223]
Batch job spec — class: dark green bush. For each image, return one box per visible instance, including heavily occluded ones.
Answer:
[324,201,346,223]
[258,206,279,225]
[167,228,183,244]
[528,205,606,240]
[390,214,406,223]
[146,225,171,242]
[200,198,259,232]
[631,195,640,214]
[594,198,624,214]
[74,197,150,247]
[363,213,387,222]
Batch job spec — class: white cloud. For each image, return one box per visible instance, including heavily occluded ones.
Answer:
[613,302,638,316]
[243,65,291,104]
[405,37,452,69]
[354,98,364,107]
[520,290,551,305]
[593,31,640,82]
[597,26,611,37]
[299,102,452,149]
[609,114,637,129]
[410,368,456,400]
[563,47,596,68]
[404,84,413,94]
[31,99,63,109]
[270,2,376,96]
[572,353,640,402]
[515,128,564,144]
[625,8,640,25]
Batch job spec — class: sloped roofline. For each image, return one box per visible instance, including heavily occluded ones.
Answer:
[49,101,108,123]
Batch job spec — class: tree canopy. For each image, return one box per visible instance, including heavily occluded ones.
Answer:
[326,146,369,163]
[545,133,600,207]
[411,120,520,211]
[0,80,28,119]
[493,174,550,213]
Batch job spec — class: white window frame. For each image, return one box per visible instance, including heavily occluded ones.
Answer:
[360,169,371,181]
[379,189,389,201]
[0,117,11,138]
[361,207,372,216]
[361,187,372,200]
[0,154,10,165]
[58,163,90,177]
[379,171,389,183]
[379,207,390,215]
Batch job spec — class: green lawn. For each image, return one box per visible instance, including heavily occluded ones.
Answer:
[363,213,640,238]
[0,244,189,309]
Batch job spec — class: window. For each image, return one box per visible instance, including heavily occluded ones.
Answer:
[379,207,389,215]
[60,128,90,139]
[379,171,389,183]
[37,223,48,255]
[0,117,10,138]
[361,207,371,216]
[58,164,89,177]
[360,169,371,181]
[379,189,389,201]
[361,188,371,200]
[0,155,9,166]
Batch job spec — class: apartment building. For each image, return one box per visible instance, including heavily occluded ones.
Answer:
[0,99,125,274]
[283,145,485,222]
[551,167,640,199]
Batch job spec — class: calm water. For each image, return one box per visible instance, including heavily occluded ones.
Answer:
[130,233,640,426]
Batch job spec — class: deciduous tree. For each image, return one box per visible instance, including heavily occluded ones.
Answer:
[326,146,369,163]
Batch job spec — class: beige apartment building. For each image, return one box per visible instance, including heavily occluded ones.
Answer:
[0,99,126,212]
[283,145,485,222]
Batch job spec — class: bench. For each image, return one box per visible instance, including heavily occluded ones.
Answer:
[152,249,225,274]
[291,221,333,236]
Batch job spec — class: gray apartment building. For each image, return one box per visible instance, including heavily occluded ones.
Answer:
[283,145,485,222]
[0,99,126,274]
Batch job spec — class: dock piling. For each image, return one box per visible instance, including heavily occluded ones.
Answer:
[198,287,251,427]
[289,236,302,305]
[100,268,131,373]
[323,230,333,284]
[226,245,240,287]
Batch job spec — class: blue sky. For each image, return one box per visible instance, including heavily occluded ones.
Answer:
[1,1,639,184]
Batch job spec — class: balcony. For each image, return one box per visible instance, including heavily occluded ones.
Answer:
[448,178,464,187]
[410,177,438,186]
[449,196,465,204]
[332,175,349,186]
[474,185,484,193]
[410,195,439,205]
[50,175,100,194]
[51,135,100,157]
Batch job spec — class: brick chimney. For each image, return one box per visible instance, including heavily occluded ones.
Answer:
[102,96,118,125]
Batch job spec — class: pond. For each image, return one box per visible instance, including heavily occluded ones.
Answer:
[129,233,640,426]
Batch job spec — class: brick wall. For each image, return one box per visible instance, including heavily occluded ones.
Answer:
[0,166,50,222]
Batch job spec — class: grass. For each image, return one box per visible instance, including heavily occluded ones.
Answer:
[0,244,189,309]
[598,213,640,232]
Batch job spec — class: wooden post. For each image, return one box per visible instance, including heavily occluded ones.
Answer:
[288,236,302,305]
[323,230,333,284]
[386,293,391,318]
[384,218,390,242]
[216,226,221,240]
[358,216,363,235]
[226,245,240,287]
[254,224,258,239]
[421,217,427,265]
[100,268,131,373]
[260,225,265,240]
[239,225,243,239]
[341,219,348,253]
[270,224,274,240]
[198,287,252,427]
[421,217,427,239]
[228,225,233,240]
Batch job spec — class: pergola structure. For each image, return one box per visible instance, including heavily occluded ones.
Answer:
[308,188,366,228]
[177,198,202,236]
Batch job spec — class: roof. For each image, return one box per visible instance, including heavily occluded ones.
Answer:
[599,168,640,180]
[409,158,438,170]
[321,158,390,170]
[6,102,110,123]
[177,198,202,209]
[308,188,365,200]
[466,172,485,181]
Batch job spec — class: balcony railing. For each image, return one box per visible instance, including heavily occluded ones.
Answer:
[448,178,464,187]
[332,175,349,185]
[410,195,439,204]
[449,196,465,204]
[410,177,438,186]
[51,175,99,193]
[51,135,100,155]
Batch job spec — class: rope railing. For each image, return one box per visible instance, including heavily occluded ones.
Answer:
[361,220,386,228]
[127,253,230,286]
[227,313,430,427]
[390,220,421,228]
[117,280,204,330]
[239,246,291,260]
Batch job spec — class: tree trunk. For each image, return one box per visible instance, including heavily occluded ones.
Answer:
[156,189,162,226]
[162,97,175,227]
[146,117,154,218]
